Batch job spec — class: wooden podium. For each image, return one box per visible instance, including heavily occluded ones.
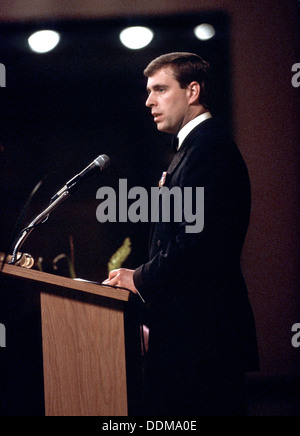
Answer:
[0,264,141,416]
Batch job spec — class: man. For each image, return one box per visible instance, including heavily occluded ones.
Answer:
[103,53,259,416]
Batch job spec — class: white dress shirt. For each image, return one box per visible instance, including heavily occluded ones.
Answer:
[177,111,212,150]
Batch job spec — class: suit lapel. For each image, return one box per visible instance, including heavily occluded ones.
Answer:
[165,148,187,184]
[149,146,187,249]
[165,118,213,184]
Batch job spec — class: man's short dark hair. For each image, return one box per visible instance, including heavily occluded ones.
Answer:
[144,52,211,108]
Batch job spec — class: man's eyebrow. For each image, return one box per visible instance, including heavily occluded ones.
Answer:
[147,84,168,92]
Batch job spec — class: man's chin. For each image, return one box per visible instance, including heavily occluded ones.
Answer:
[156,123,174,134]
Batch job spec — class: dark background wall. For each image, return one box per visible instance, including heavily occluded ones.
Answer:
[0,0,299,416]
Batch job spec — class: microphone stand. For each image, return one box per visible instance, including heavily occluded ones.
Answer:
[9,190,70,265]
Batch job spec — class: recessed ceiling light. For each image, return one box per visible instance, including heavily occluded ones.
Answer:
[194,24,216,41]
[119,26,154,50]
[28,30,60,54]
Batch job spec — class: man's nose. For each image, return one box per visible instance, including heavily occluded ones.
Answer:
[146,93,155,107]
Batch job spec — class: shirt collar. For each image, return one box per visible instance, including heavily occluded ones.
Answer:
[177,111,212,150]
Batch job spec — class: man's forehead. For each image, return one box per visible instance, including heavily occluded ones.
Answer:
[146,67,176,88]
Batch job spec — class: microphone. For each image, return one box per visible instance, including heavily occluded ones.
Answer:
[51,154,110,202]
[9,154,111,265]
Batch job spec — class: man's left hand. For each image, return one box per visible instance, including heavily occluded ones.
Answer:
[102,268,138,294]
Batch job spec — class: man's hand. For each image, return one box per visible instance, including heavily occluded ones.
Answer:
[103,268,138,294]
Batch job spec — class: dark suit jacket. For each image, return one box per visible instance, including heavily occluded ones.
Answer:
[133,118,259,415]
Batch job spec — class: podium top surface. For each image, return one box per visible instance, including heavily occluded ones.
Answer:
[1,264,131,302]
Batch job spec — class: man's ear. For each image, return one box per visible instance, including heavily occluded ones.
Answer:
[188,81,201,105]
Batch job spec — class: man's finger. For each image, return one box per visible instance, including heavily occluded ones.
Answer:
[109,269,121,279]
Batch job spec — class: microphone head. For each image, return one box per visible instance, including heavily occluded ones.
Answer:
[95,154,111,170]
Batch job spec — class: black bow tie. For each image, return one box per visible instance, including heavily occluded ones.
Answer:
[171,135,179,152]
